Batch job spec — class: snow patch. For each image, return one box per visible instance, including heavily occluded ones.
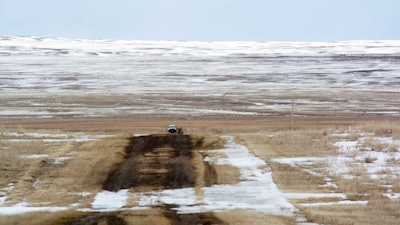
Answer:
[0,201,70,215]
[283,193,346,199]
[0,184,14,205]
[52,157,70,165]
[272,131,400,201]
[78,192,91,197]
[298,200,368,207]
[20,154,48,159]
[133,134,149,137]
[1,132,68,139]
[91,190,129,211]
[136,136,367,216]
[383,192,400,200]
[138,136,297,216]
[74,135,113,142]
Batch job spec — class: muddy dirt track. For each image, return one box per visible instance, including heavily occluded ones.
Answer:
[104,135,197,191]
[65,134,225,225]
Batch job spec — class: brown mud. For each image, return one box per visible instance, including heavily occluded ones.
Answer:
[63,213,127,225]
[104,134,199,191]
[164,210,228,225]
[64,210,227,225]
[63,134,225,225]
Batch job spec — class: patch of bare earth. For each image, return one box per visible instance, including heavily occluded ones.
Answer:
[61,134,231,225]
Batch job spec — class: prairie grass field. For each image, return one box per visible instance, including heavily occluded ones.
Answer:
[1,37,400,224]
[1,114,400,225]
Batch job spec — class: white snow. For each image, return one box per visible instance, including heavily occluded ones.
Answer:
[78,192,91,197]
[334,140,359,153]
[1,133,113,144]
[74,135,113,142]
[1,133,392,217]
[2,133,398,216]
[0,194,6,205]
[298,200,368,207]
[1,132,68,139]
[76,136,377,216]
[271,131,400,200]
[32,178,40,188]
[333,135,400,179]
[20,154,48,159]
[133,134,149,137]
[52,157,70,165]
[271,157,326,167]
[1,132,113,143]
[0,201,70,215]
[136,136,354,216]
[0,183,14,205]
[90,190,129,211]
[1,36,400,117]
[283,193,346,199]
[383,192,400,200]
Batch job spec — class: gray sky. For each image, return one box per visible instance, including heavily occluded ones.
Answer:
[0,0,399,41]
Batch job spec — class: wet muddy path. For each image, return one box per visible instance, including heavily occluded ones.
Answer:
[64,134,225,225]
[104,135,196,191]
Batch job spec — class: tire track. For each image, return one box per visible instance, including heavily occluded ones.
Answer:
[65,134,224,225]
[103,135,196,191]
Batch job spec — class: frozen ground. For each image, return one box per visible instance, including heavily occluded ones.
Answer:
[133,136,358,217]
[0,131,113,143]
[0,135,380,222]
[272,131,400,200]
[1,36,399,223]
[1,36,400,117]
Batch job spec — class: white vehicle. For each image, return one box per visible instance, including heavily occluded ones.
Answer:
[168,125,177,134]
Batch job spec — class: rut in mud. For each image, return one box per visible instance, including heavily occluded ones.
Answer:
[164,211,228,225]
[64,134,224,225]
[103,134,199,191]
[63,213,127,225]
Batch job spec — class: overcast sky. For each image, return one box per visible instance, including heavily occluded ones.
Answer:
[0,0,399,41]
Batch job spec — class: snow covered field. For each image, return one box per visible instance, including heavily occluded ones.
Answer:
[1,36,400,117]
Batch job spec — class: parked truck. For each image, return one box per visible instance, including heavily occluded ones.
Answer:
[168,125,177,134]
[168,125,183,135]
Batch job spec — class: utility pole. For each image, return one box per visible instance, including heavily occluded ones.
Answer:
[291,98,294,132]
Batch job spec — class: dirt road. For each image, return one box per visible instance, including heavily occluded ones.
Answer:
[65,134,225,225]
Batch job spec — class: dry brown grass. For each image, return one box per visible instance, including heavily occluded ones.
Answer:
[1,115,400,224]
[0,210,82,225]
[0,139,56,204]
[194,134,226,150]
[355,120,400,139]
[300,200,400,225]
[238,128,338,194]
[333,163,389,201]
[269,162,331,193]
[121,210,171,225]
[348,131,361,141]
[392,180,400,193]
[361,136,389,152]
[215,209,296,225]
[239,121,400,224]
[240,129,337,162]
[2,134,129,207]
[212,164,241,185]
[196,135,241,185]
[364,154,378,163]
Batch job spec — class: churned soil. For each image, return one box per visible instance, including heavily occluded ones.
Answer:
[103,134,201,191]
[64,134,226,225]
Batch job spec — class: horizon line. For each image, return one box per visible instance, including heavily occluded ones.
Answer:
[2,35,400,44]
